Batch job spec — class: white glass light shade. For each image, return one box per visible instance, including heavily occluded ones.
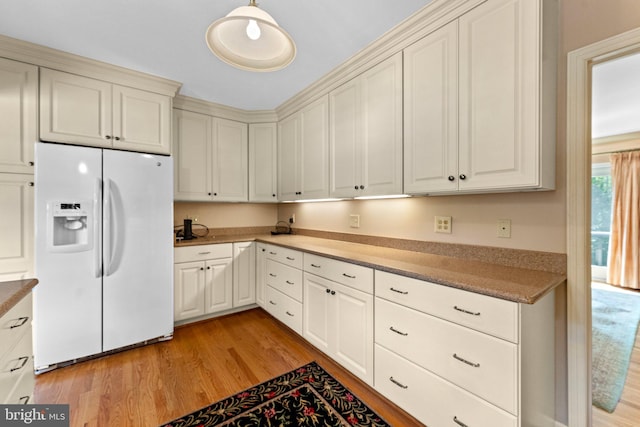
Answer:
[205,4,296,72]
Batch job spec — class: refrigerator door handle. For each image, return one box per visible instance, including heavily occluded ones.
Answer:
[104,178,113,275]
[104,179,125,276]
[94,178,102,278]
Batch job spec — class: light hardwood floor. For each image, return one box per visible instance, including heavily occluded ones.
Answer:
[593,285,640,427]
[33,308,422,427]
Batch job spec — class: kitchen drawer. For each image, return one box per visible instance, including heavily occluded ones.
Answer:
[375,270,518,343]
[0,328,33,403]
[0,293,32,361]
[265,286,302,335]
[304,253,373,294]
[375,344,517,427]
[4,359,34,404]
[265,245,303,269]
[375,297,518,414]
[174,243,233,263]
[266,259,303,302]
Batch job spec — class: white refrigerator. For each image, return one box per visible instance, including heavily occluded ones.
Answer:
[34,142,173,372]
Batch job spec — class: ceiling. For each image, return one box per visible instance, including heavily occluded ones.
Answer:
[0,0,430,111]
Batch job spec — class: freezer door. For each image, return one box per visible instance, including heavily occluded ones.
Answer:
[34,143,103,368]
[102,150,173,351]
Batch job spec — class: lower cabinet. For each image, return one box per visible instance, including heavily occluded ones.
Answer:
[255,243,268,308]
[0,292,34,404]
[263,244,304,334]
[233,242,256,307]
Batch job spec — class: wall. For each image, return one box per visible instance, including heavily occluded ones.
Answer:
[174,202,278,230]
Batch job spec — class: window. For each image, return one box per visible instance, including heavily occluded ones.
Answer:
[591,161,612,281]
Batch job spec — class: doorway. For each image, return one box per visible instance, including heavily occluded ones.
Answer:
[567,28,640,427]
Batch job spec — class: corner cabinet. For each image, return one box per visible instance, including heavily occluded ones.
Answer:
[249,123,278,202]
[329,53,403,198]
[233,242,256,307]
[173,109,248,202]
[39,68,172,155]
[278,95,330,201]
[404,0,556,195]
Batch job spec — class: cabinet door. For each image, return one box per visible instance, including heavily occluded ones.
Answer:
[249,123,278,202]
[174,261,205,321]
[302,273,332,355]
[0,174,33,281]
[299,96,330,199]
[255,243,268,307]
[0,58,37,174]
[212,118,248,201]
[404,22,459,194]
[333,282,374,385]
[173,110,212,201]
[204,258,233,313]
[330,79,360,198]
[277,113,300,200]
[112,85,171,155]
[233,242,256,307]
[458,0,541,191]
[39,68,112,147]
[360,52,403,197]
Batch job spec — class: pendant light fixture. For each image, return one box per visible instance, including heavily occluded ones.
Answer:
[205,0,296,72]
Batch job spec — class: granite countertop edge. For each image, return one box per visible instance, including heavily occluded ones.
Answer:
[0,278,39,318]
[176,234,566,305]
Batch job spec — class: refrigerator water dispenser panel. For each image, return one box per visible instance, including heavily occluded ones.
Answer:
[48,201,93,252]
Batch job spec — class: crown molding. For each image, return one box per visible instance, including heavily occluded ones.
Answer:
[275,0,485,119]
[0,34,181,97]
[174,94,278,123]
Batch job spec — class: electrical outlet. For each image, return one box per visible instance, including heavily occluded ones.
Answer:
[434,216,452,234]
[497,219,511,238]
[349,214,360,228]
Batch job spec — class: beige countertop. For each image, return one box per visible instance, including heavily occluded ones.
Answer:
[0,278,38,318]
[176,234,565,304]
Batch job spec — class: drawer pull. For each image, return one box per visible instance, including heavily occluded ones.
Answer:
[19,396,30,405]
[269,300,277,306]
[286,280,294,285]
[198,251,211,255]
[286,256,295,261]
[10,316,29,329]
[10,356,29,372]
[453,416,469,427]
[342,273,356,279]
[269,273,277,277]
[286,311,294,317]
[454,305,481,316]
[389,326,408,336]
[269,251,277,255]
[389,376,408,389]
[390,287,408,295]
[453,353,480,368]
[310,263,321,268]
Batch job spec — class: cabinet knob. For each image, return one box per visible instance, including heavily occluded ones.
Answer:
[200,267,204,271]
[208,192,212,196]
[28,161,34,166]
[354,186,359,190]
[326,288,331,294]
[459,174,467,180]
[331,290,336,295]
[28,182,34,187]
[272,194,276,197]
[213,193,218,196]
[114,136,121,141]
[448,175,455,181]
[207,266,211,270]
[105,135,112,140]
[359,185,365,190]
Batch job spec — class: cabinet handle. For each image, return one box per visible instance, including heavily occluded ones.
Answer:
[19,396,30,405]
[114,136,121,141]
[453,416,469,427]
[269,300,277,305]
[390,287,408,295]
[105,135,112,140]
[389,326,408,336]
[342,273,356,279]
[459,174,467,180]
[453,353,480,368]
[453,305,481,316]
[286,280,294,285]
[269,273,277,277]
[198,251,211,255]
[10,356,29,372]
[448,175,455,181]
[286,311,294,317]
[310,263,321,268]
[389,376,408,389]
[269,252,277,255]
[10,317,29,329]
[286,256,295,261]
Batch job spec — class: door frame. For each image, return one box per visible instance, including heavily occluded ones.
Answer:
[566,27,640,427]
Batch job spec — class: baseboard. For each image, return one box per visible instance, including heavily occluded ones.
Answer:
[556,421,568,427]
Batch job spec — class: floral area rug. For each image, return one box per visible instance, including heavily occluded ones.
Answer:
[162,361,390,426]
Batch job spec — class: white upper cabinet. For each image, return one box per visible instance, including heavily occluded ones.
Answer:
[404,0,556,195]
[278,95,329,201]
[173,109,248,202]
[0,58,38,174]
[249,123,278,202]
[40,68,172,155]
[330,52,403,198]
[0,173,34,281]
